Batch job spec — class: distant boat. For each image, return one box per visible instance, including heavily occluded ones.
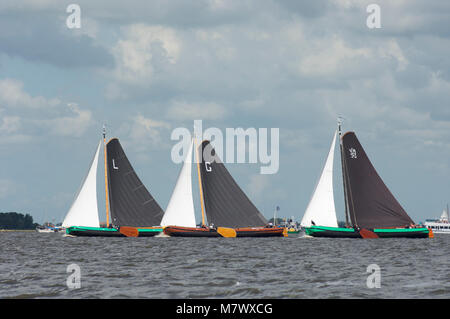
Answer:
[303,122,431,239]
[36,225,63,233]
[424,204,450,234]
[163,139,286,238]
[63,129,164,237]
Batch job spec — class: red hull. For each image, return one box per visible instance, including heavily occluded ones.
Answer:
[163,226,286,237]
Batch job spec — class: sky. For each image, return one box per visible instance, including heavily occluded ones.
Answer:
[0,0,449,225]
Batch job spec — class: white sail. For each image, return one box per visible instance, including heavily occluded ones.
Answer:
[301,131,338,227]
[161,139,196,227]
[62,141,101,228]
[440,206,449,221]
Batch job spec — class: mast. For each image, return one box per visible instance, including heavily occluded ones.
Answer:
[194,132,207,227]
[274,206,279,226]
[103,125,110,228]
[338,118,351,228]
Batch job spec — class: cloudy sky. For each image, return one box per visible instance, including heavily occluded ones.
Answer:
[1,0,449,225]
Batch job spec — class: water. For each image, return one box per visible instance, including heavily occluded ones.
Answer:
[0,232,449,299]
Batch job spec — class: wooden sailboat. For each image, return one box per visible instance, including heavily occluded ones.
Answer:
[303,124,431,239]
[64,129,164,237]
[163,139,286,238]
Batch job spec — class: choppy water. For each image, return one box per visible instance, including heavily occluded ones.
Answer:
[0,232,449,299]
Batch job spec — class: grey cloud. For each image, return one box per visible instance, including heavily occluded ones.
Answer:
[0,13,114,68]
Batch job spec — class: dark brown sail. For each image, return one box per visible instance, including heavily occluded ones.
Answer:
[106,138,164,227]
[198,140,268,228]
[341,132,414,229]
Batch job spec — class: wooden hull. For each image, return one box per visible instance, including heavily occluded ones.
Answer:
[304,226,430,238]
[65,226,162,237]
[235,227,286,237]
[163,226,286,237]
[163,226,221,237]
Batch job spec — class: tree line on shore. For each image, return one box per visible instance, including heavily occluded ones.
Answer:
[0,212,37,230]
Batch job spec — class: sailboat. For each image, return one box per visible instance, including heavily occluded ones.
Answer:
[302,123,431,239]
[63,129,164,237]
[163,139,286,237]
[424,204,450,234]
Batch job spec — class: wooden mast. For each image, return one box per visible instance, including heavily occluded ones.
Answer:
[194,132,207,227]
[103,125,110,228]
[338,117,351,228]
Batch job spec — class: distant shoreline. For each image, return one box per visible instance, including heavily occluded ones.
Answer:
[0,229,35,232]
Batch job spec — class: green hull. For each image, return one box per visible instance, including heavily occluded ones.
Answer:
[304,226,429,238]
[65,226,163,237]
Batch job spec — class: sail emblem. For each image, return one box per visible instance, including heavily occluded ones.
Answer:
[112,159,119,170]
[205,162,212,172]
[349,148,357,159]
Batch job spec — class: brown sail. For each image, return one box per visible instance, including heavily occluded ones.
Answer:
[199,140,268,228]
[106,138,164,227]
[341,132,414,229]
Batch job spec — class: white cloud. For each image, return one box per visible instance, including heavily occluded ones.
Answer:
[0,116,20,134]
[299,36,372,76]
[166,100,228,121]
[0,78,60,109]
[117,114,172,159]
[129,114,171,144]
[38,103,94,137]
[112,24,181,84]
[378,39,408,71]
[0,78,94,142]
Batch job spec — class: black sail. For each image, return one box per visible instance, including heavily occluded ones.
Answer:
[107,138,164,227]
[341,132,414,229]
[199,140,268,228]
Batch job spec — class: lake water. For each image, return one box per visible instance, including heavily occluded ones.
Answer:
[0,231,449,299]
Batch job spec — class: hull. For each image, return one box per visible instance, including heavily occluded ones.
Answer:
[163,226,221,237]
[304,226,430,238]
[65,226,162,237]
[163,226,287,237]
[235,227,286,237]
[424,221,450,234]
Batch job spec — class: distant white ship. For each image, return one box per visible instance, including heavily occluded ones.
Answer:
[425,205,450,234]
[36,225,64,233]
